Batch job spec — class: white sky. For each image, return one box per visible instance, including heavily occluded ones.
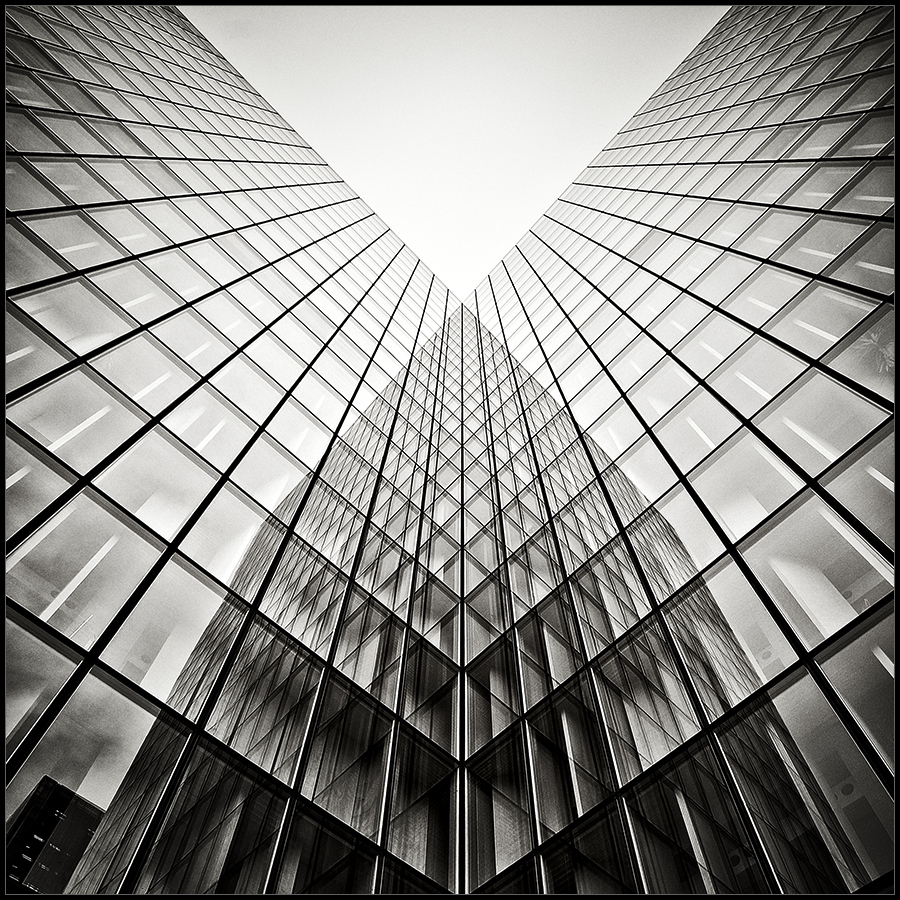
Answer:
[179,5,729,298]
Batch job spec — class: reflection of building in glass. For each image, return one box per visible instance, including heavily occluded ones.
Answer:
[64,309,779,893]
[5,3,894,896]
[6,777,104,895]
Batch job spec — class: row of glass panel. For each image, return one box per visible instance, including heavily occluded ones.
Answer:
[616,63,893,150]
[617,45,893,150]
[7,603,893,894]
[6,7,300,138]
[8,435,892,753]
[629,7,891,122]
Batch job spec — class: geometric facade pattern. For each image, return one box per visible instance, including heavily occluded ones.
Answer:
[5,4,894,894]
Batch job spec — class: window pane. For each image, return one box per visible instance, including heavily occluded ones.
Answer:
[14,279,131,355]
[467,730,532,888]
[96,429,216,539]
[822,428,894,550]
[5,611,79,756]
[8,369,144,472]
[207,619,322,781]
[829,224,893,295]
[671,559,798,701]
[91,333,197,415]
[755,370,889,476]
[542,801,638,893]
[741,493,892,648]
[6,491,160,647]
[24,212,124,269]
[818,606,894,771]
[5,159,63,210]
[100,555,242,717]
[766,282,875,359]
[300,679,392,840]
[116,738,284,894]
[273,803,376,893]
[656,387,740,472]
[782,162,863,209]
[31,158,118,205]
[387,729,456,886]
[774,215,869,273]
[179,485,270,589]
[832,162,894,216]
[630,358,697,423]
[5,309,69,394]
[626,741,772,893]
[719,673,893,891]
[88,206,165,255]
[691,432,804,540]
[826,304,894,401]
[709,336,806,416]
[91,262,182,324]
[5,433,71,539]
[595,619,699,780]
[6,221,66,290]
[6,672,184,869]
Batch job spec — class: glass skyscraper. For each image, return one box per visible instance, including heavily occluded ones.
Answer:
[5,3,893,894]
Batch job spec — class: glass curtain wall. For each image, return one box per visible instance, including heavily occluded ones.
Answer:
[5,3,893,895]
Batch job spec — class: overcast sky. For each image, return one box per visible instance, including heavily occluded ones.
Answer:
[179,5,729,297]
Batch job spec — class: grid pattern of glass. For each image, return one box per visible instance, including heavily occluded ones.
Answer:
[5,4,893,895]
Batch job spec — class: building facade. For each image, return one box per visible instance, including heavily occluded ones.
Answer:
[5,3,894,895]
[6,776,104,894]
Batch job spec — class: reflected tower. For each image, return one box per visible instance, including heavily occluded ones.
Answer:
[66,305,870,894]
